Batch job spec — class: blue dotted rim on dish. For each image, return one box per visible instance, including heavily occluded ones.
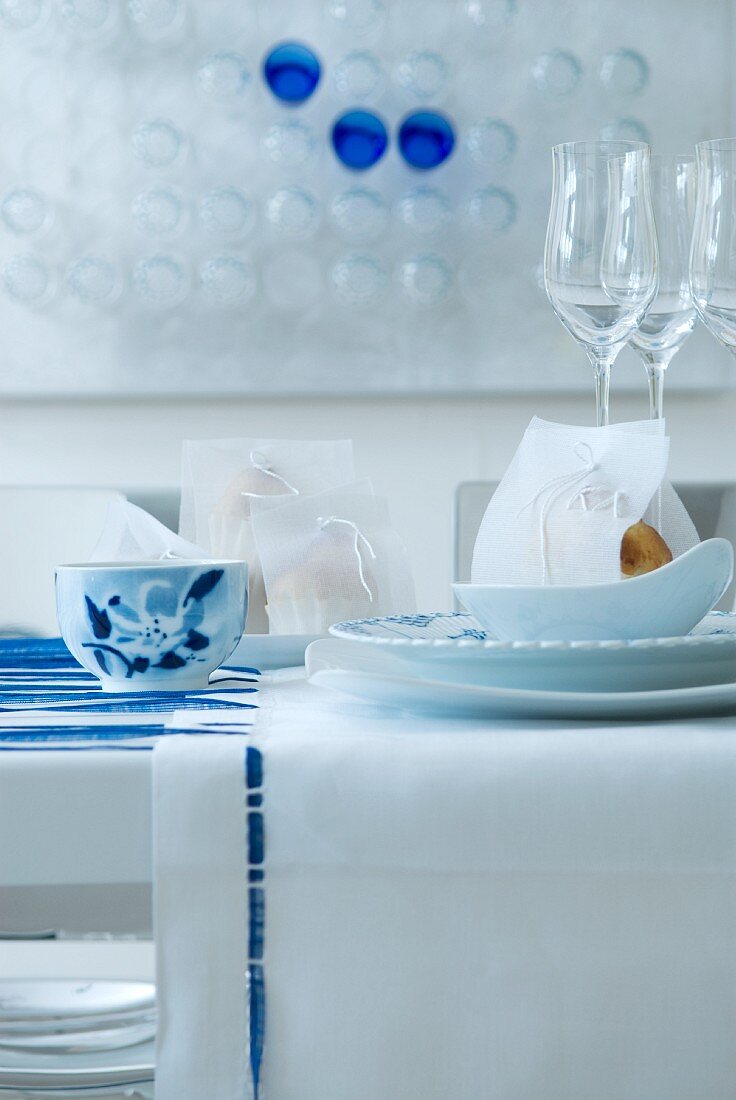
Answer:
[328,610,736,650]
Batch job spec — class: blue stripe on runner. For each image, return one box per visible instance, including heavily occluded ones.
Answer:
[0,723,166,733]
[0,675,258,688]
[0,722,258,743]
[0,725,255,743]
[0,654,76,661]
[0,684,101,693]
[3,699,259,714]
[0,637,261,746]
[0,668,95,677]
[247,964,265,1100]
[246,744,265,1100]
[0,660,80,670]
[248,888,265,960]
[0,729,167,742]
[246,745,263,788]
[247,811,264,865]
[0,687,258,705]
[0,744,157,751]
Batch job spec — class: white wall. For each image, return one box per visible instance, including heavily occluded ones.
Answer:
[2,391,735,609]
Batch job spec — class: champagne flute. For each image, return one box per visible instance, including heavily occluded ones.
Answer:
[690,138,736,358]
[544,140,658,426]
[630,155,697,419]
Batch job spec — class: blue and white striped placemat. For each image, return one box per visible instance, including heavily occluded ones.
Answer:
[0,638,260,748]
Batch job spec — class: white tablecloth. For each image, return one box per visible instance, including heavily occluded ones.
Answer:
[3,658,736,1098]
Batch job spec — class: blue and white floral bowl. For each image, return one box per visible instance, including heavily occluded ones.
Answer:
[56,560,248,691]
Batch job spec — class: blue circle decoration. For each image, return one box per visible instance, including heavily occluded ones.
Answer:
[331,110,389,171]
[263,42,321,105]
[398,111,455,170]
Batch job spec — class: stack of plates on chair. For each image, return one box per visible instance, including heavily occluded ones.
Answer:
[306,611,736,720]
[0,980,155,1097]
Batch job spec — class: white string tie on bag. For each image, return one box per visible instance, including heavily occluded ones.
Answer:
[570,485,626,516]
[317,516,377,601]
[241,450,301,498]
[518,441,602,584]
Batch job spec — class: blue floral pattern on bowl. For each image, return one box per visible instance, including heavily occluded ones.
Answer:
[84,568,225,680]
[56,561,248,692]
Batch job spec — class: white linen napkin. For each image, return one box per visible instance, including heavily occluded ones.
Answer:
[154,695,736,1100]
[91,500,207,561]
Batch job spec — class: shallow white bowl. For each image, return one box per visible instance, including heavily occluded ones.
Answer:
[453,539,734,642]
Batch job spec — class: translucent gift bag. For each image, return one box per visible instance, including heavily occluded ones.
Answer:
[179,439,355,633]
[642,479,700,559]
[91,500,207,561]
[251,484,416,634]
[472,418,698,586]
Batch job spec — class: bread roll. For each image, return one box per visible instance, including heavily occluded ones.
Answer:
[620,520,673,578]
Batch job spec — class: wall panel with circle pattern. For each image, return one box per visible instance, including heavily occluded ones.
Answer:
[0,0,733,396]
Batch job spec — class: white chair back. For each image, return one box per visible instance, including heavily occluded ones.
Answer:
[0,487,125,637]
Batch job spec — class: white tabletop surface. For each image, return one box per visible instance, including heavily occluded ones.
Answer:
[4,670,736,889]
[5,674,736,1099]
[0,940,154,981]
[0,748,152,886]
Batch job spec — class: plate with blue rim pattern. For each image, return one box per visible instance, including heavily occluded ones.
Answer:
[323,612,736,693]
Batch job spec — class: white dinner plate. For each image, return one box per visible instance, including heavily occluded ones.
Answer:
[326,612,736,693]
[227,633,321,671]
[0,980,156,1057]
[0,980,154,1024]
[309,666,736,721]
[0,1037,154,1093]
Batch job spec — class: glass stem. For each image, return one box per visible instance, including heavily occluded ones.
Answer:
[642,351,674,421]
[586,349,616,426]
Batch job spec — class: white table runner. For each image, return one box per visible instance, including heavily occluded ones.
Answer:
[154,691,736,1100]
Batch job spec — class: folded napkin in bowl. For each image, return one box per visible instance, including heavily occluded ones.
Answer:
[90,499,207,561]
[472,417,698,586]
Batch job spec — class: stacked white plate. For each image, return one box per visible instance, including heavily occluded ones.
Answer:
[306,611,736,720]
[0,980,155,1097]
[229,633,321,670]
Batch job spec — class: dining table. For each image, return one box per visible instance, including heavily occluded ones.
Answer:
[1,639,736,1099]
